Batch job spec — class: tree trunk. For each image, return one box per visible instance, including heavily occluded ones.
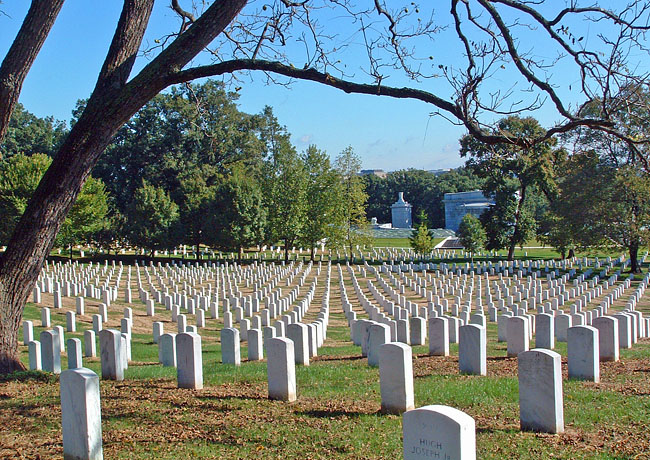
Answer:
[0,0,249,374]
[568,248,575,259]
[507,187,527,261]
[0,0,65,143]
[284,239,290,263]
[310,245,315,262]
[629,240,641,273]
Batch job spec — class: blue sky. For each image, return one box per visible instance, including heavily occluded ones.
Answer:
[1,1,639,171]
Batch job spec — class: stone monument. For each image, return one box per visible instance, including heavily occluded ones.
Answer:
[391,192,412,229]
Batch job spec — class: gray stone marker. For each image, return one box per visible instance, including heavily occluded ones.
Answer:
[92,314,102,333]
[286,323,309,366]
[567,325,600,382]
[368,323,391,367]
[507,316,529,357]
[266,337,297,402]
[66,311,76,333]
[84,330,96,358]
[29,340,42,370]
[67,338,83,369]
[41,307,51,327]
[428,317,449,356]
[23,320,34,345]
[612,313,632,349]
[76,296,85,315]
[592,316,619,362]
[159,333,177,367]
[60,368,103,460]
[535,313,554,349]
[458,324,486,376]
[555,313,572,342]
[177,314,187,334]
[54,325,65,352]
[397,319,411,345]
[247,328,263,361]
[409,317,426,346]
[176,332,203,390]
[379,342,414,414]
[403,405,476,460]
[153,322,164,344]
[221,327,241,365]
[99,329,124,381]
[41,329,61,374]
[518,349,564,434]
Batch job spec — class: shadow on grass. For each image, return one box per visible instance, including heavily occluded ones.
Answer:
[476,426,520,434]
[296,408,374,419]
[311,355,366,363]
[0,370,58,383]
[196,393,267,402]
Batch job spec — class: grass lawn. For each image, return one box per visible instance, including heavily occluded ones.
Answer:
[1,261,649,459]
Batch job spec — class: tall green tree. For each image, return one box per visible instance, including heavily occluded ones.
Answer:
[176,165,221,260]
[262,109,306,262]
[0,153,107,251]
[93,80,263,214]
[127,180,179,256]
[0,103,67,159]
[548,151,650,271]
[461,116,559,260]
[55,176,108,258]
[335,146,371,257]
[457,213,486,261]
[548,85,650,271]
[208,165,266,261]
[300,145,344,260]
[409,210,435,255]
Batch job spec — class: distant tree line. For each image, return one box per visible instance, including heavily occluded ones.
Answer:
[3,82,648,271]
[0,81,370,261]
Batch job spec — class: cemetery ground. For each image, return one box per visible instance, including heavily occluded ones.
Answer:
[1,258,649,459]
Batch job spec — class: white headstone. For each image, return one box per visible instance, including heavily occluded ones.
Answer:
[266,337,297,402]
[60,368,103,460]
[567,325,600,382]
[518,349,564,434]
[535,313,554,349]
[379,342,414,414]
[221,328,241,365]
[99,329,124,381]
[592,316,619,362]
[286,323,309,366]
[176,332,203,390]
[23,320,34,345]
[40,329,61,374]
[458,324,486,376]
[247,328,263,361]
[159,333,177,367]
[29,340,42,370]
[67,338,83,369]
[507,316,529,357]
[403,405,476,460]
[368,323,391,367]
[84,330,96,358]
[428,317,449,356]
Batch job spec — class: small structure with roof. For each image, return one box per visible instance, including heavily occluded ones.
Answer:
[443,190,494,232]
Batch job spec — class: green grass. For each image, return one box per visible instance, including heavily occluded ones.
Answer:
[3,263,650,459]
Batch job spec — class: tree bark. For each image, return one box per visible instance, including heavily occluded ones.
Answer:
[507,187,527,261]
[0,0,65,144]
[0,0,248,374]
[629,240,640,273]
